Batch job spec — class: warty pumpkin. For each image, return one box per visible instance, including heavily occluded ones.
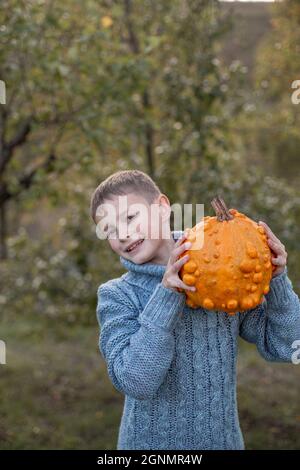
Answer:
[179,196,274,315]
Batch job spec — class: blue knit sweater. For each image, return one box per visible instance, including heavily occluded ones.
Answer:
[96,230,300,450]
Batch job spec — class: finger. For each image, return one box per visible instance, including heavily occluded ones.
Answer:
[259,221,277,241]
[175,231,188,247]
[176,279,196,292]
[259,221,281,244]
[171,241,192,264]
[271,256,286,266]
[267,238,284,254]
[267,237,284,251]
[267,238,282,251]
[176,287,185,293]
[173,254,190,272]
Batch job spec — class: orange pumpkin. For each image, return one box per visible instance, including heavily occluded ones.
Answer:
[179,196,274,315]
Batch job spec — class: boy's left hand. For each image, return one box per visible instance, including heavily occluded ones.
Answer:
[258,221,288,277]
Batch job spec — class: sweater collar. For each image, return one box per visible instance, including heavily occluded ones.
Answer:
[119,230,184,278]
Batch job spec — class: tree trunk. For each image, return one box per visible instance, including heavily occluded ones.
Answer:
[143,91,155,178]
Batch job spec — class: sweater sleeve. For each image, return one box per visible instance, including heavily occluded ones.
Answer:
[96,281,186,400]
[238,268,300,362]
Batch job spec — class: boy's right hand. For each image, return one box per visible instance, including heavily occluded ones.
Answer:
[162,232,196,294]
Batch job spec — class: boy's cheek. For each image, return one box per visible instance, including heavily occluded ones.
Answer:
[108,239,119,253]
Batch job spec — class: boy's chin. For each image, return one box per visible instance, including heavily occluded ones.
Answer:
[122,243,153,264]
[123,251,148,264]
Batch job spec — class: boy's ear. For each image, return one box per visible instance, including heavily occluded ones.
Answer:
[156,193,171,221]
[159,202,171,221]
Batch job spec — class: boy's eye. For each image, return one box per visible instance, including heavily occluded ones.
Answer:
[105,227,117,238]
[127,212,138,221]
[104,212,139,238]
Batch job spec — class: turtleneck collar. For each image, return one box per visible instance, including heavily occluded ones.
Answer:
[119,230,184,278]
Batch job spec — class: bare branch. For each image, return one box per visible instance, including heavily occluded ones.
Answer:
[6,118,32,152]
[0,118,32,175]
[0,153,56,206]
[17,152,56,191]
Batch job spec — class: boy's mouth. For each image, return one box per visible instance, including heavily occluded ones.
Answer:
[125,239,145,253]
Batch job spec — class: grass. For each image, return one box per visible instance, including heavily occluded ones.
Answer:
[0,316,299,449]
[0,317,122,449]
[237,339,300,450]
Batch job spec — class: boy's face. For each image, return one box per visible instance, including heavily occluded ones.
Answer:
[95,192,172,264]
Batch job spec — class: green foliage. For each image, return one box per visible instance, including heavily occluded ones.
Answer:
[0,202,124,326]
[249,0,300,185]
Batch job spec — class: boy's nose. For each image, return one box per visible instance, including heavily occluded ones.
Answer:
[119,233,130,242]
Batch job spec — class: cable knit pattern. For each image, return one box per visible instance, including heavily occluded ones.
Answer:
[96,231,300,450]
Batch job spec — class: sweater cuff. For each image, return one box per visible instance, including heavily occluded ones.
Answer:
[139,283,186,331]
[266,267,294,310]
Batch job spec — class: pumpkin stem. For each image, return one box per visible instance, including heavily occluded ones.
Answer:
[211,195,233,221]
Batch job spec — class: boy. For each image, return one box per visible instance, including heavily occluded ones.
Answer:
[90,169,300,450]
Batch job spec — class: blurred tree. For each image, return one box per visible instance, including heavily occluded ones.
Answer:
[0,0,299,325]
[250,0,300,185]
[0,0,95,258]
[0,0,244,258]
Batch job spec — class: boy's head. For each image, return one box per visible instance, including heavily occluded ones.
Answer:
[90,170,174,265]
